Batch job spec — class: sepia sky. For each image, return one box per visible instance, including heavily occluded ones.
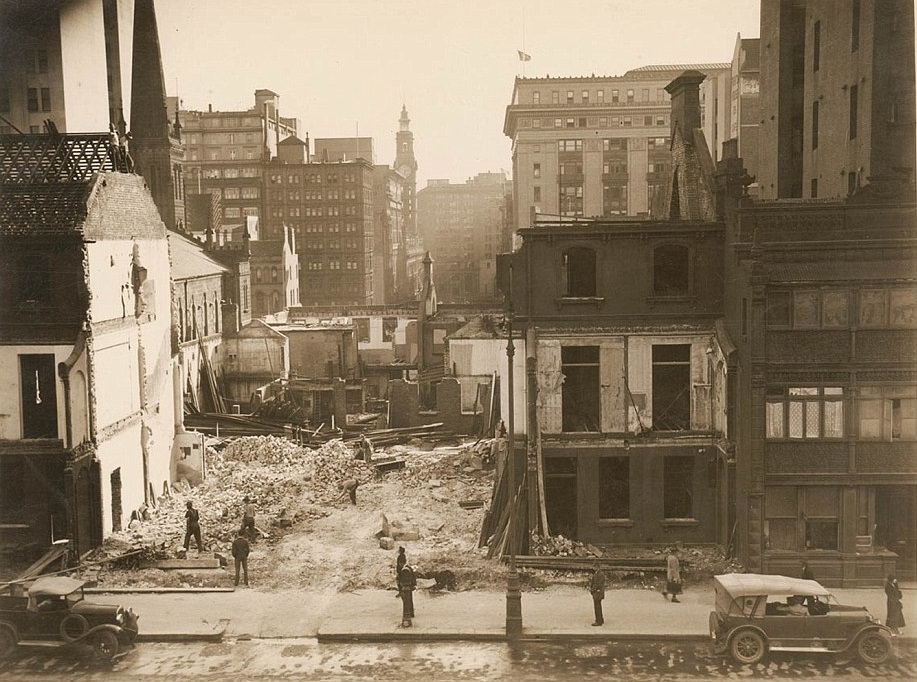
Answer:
[156,0,760,186]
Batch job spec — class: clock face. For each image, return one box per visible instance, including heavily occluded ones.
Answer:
[399,164,413,178]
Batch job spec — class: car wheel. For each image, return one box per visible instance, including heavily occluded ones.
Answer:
[0,625,17,659]
[729,629,766,665]
[856,630,892,665]
[92,630,119,661]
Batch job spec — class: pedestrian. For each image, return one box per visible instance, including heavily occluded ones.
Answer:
[885,574,905,635]
[398,564,417,627]
[589,560,606,626]
[662,547,682,603]
[241,496,256,541]
[231,530,251,587]
[358,434,374,463]
[337,478,359,505]
[800,560,815,581]
[183,500,203,552]
[395,546,407,597]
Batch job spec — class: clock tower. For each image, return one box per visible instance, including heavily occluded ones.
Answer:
[394,105,422,298]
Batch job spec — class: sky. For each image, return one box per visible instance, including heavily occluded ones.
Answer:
[156,0,760,187]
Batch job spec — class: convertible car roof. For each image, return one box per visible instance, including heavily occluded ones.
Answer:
[28,576,85,597]
[714,573,831,598]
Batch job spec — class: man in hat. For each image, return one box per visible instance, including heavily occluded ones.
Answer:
[241,496,256,541]
[589,560,606,626]
[398,563,417,626]
[184,500,203,552]
[662,547,682,603]
[231,530,251,586]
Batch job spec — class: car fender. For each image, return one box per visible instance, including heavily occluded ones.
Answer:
[837,623,894,652]
[70,623,125,644]
[727,624,769,647]
[0,620,20,643]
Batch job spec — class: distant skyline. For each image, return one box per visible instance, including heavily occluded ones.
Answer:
[157,0,760,187]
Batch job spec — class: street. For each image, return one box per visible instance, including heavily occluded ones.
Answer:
[1,638,915,681]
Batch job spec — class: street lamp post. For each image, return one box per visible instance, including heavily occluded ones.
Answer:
[505,304,522,637]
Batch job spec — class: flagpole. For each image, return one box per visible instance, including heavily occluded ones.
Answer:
[521,4,526,78]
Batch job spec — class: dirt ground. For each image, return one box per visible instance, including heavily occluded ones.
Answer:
[75,435,737,593]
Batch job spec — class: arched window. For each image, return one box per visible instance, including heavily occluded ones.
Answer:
[271,267,278,283]
[562,247,596,297]
[653,244,690,295]
[271,291,281,312]
[255,267,262,283]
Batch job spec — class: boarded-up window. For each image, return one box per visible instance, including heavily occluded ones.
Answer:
[663,456,693,518]
[561,346,600,432]
[858,386,917,441]
[599,456,629,519]
[765,486,797,550]
[652,345,690,430]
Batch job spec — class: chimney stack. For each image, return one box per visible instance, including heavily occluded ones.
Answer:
[665,70,706,144]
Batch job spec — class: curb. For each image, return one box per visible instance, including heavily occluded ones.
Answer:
[85,587,235,594]
[315,631,712,644]
[135,630,225,643]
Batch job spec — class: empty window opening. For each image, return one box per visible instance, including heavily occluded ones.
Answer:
[652,344,691,430]
[561,346,600,432]
[563,247,596,297]
[653,245,690,295]
[599,456,629,519]
[663,456,694,518]
[544,457,578,539]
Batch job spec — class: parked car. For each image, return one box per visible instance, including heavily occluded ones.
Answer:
[709,573,894,665]
[0,576,139,661]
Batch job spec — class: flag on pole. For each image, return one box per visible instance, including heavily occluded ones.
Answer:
[517,50,531,62]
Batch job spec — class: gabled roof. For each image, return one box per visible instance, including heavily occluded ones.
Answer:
[226,318,288,340]
[168,232,229,280]
[278,135,307,146]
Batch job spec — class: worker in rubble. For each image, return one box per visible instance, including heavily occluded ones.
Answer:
[231,530,251,587]
[337,478,359,505]
[358,433,374,463]
[398,563,417,626]
[183,500,203,553]
[241,496,256,541]
[589,560,606,626]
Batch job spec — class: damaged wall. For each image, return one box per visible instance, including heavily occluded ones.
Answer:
[388,376,493,435]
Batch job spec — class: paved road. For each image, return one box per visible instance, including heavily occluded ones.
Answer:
[1,638,915,681]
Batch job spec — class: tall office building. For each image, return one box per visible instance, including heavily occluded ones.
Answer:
[176,90,298,228]
[503,64,731,230]
[417,172,509,303]
[757,0,915,199]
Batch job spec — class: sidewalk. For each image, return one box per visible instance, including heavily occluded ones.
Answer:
[87,582,917,643]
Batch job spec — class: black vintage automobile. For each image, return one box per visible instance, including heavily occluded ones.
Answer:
[0,576,139,661]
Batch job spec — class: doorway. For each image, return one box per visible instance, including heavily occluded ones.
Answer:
[544,456,578,539]
[876,485,916,579]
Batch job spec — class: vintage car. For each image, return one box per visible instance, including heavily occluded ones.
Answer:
[0,576,139,661]
[709,573,894,665]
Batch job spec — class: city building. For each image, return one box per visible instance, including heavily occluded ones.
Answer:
[503,63,731,229]
[220,319,289,411]
[496,72,733,547]
[372,165,406,304]
[249,226,300,317]
[757,0,916,199]
[716,0,917,584]
[0,139,177,557]
[393,106,426,299]
[729,35,761,189]
[314,137,374,163]
[263,139,375,306]
[416,172,510,303]
[175,89,298,227]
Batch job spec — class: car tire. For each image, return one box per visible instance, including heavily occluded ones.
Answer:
[0,625,17,659]
[856,630,892,665]
[729,628,766,665]
[91,630,119,661]
[59,614,89,642]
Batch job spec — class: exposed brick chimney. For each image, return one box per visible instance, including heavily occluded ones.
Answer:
[665,70,706,144]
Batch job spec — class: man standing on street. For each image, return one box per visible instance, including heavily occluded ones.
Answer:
[398,563,417,627]
[184,500,203,552]
[662,547,682,603]
[232,530,251,587]
[589,560,606,626]
[395,546,407,597]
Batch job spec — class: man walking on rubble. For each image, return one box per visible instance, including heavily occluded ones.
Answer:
[241,496,256,541]
[231,530,250,586]
[184,500,203,553]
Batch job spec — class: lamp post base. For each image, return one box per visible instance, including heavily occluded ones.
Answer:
[505,568,522,637]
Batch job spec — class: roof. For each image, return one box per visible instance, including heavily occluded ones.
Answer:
[450,315,505,339]
[29,576,86,597]
[278,135,307,146]
[168,233,229,280]
[627,63,731,73]
[225,318,288,340]
[0,182,92,235]
[249,240,283,257]
[714,573,831,598]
